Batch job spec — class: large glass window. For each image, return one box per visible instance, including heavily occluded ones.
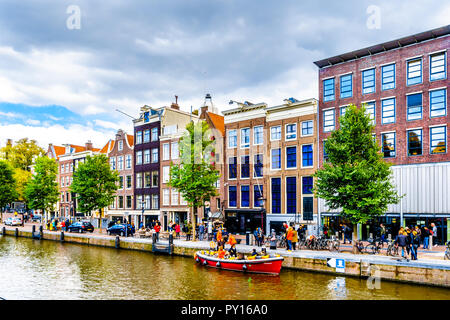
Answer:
[229,186,237,207]
[286,146,297,168]
[430,52,446,81]
[152,171,159,187]
[365,101,376,125]
[407,93,422,121]
[323,78,335,102]
[407,58,422,86]
[340,74,352,98]
[254,126,263,145]
[241,155,250,178]
[171,142,179,160]
[407,129,422,156]
[228,130,237,148]
[126,175,132,189]
[241,185,250,207]
[430,126,447,154]
[126,155,132,169]
[286,124,297,140]
[163,143,170,160]
[271,126,281,141]
[302,144,313,167]
[286,177,297,214]
[430,89,446,117]
[240,128,250,148]
[271,178,281,214]
[271,148,281,170]
[162,166,170,183]
[136,173,142,188]
[323,109,335,132]
[381,132,396,158]
[151,127,158,141]
[151,148,158,163]
[381,63,395,90]
[136,151,142,165]
[254,154,263,177]
[381,98,396,124]
[302,177,313,194]
[143,129,150,143]
[254,185,263,207]
[144,149,150,164]
[152,195,159,210]
[301,121,313,136]
[362,68,375,94]
[303,197,314,221]
[144,172,151,188]
[163,189,170,205]
[228,157,237,179]
[136,131,142,144]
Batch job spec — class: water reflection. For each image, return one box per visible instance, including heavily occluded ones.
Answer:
[0,236,448,300]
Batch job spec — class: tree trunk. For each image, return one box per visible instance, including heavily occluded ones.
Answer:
[99,208,102,233]
[192,206,197,241]
[352,224,359,254]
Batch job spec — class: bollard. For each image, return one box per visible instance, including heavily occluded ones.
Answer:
[60,231,64,242]
[246,232,250,246]
[39,225,44,239]
[32,225,36,234]
[15,228,18,237]
[115,236,120,248]
[2,227,5,235]
[169,233,173,246]
[152,232,157,244]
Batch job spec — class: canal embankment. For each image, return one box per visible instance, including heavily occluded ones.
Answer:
[1,226,449,288]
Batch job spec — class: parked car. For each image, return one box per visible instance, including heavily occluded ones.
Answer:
[31,215,42,222]
[4,217,22,226]
[67,221,94,233]
[107,224,134,237]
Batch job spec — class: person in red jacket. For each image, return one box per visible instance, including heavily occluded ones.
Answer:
[154,223,161,241]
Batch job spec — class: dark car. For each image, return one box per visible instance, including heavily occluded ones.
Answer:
[31,215,42,222]
[67,221,94,233]
[107,224,134,237]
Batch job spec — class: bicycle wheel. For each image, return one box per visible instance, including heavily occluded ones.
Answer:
[444,250,450,260]
[365,244,376,254]
[333,241,340,252]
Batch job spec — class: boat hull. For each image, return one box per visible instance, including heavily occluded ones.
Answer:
[195,251,283,275]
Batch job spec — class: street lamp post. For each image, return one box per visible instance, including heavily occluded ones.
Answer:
[141,198,145,228]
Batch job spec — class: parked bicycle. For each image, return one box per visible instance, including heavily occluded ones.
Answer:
[329,237,340,252]
[444,241,450,260]
[365,237,383,255]
[386,239,399,256]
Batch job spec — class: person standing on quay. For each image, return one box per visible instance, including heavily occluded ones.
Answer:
[291,227,298,251]
[286,226,294,252]
[154,222,161,241]
[431,223,438,246]
[411,230,420,260]
[422,227,430,249]
[198,222,205,241]
[395,231,408,259]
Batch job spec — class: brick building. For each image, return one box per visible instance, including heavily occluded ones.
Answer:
[314,25,450,241]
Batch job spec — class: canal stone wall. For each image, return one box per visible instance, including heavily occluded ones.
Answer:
[2,228,449,288]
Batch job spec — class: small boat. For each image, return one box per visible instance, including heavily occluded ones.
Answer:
[194,250,284,275]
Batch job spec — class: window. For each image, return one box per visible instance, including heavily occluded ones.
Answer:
[362,68,375,94]
[241,186,250,207]
[381,132,396,158]
[302,144,313,167]
[126,196,132,209]
[119,176,124,189]
[151,148,158,163]
[323,140,329,162]
[228,157,237,179]
[117,156,124,170]
[254,154,263,177]
[144,150,150,164]
[118,140,123,151]
[136,173,142,188]
[241,155,250,178]
[163,189,170,205]
[286,177,296,214]
[110,157,116,170]
[118,196,124,209]
[430,52,446,81]
[144,172,151,188]
[126,175,132,189]
[303,197,314,221]
[340,106,347,117]
[151,127,158,141]
[171,142,179,160]
[407,93,422,121]
[271,178,281,214]
[271,148,281,170]
[365,102,376,125]
[286,124,297,140]
[171,189,179,205]
[407,129,422,156]
[286,146,297,169]
[163,143,170,160]
[270,126,281,141]
[430,89,446,117]
[136,195,143,209]
[70,163,73,172]
[323,78,335,102]
[180,193,187,205]
[254,185,263,207]
[163,125,177,136]
[382,63,395,90]
[163,166,170,183]
[302,177,313,194]
[381,98,395,124]
[136,151,142,165]
[126,155,132,169]
[228,130,237,148]
[430,126,447,154]
[323,109,335,132]
[152,171,159,187]
[136,131,142,144]
[152,195,159,210]
[340,74,352,98]
[61,165,65,174]
[110,197,115,209]
[229,186,237,207]
[240,128,250,148]
[407,58,422,86]
[143,129,150,143]
[301,121,313,136]
[254,126,263,145]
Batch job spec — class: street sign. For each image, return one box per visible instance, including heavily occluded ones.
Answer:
[327,258,345,273]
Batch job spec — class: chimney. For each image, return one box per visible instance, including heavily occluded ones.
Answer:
[85,140,93,151]
[170,95,180,110]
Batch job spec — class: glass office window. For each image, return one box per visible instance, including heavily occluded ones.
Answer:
[271,178,281,214]
[323,78,335,102]
[381,98,396,124]
[381,63,395,90]
[430,126,447,154]
[407,58,422,86]
[340,74,352,98]
[407,129,422,156]
[381,132,396,158]
[430,89,446,117]
[407,93,422,121]
[362,68,375,94]
[430,52,446,81]
[286,146,297,168]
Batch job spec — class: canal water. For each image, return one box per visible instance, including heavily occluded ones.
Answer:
[0,236,448,300]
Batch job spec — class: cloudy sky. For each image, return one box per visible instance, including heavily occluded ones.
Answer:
[0,0,448,149]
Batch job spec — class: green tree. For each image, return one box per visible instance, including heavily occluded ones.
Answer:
[24,156,59,222]
[70,154,119,229]
[313,104,401,250]
[0,138,45,171]
[0,160,18,219]
[169,121,220,241]
[13,168,32,202]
